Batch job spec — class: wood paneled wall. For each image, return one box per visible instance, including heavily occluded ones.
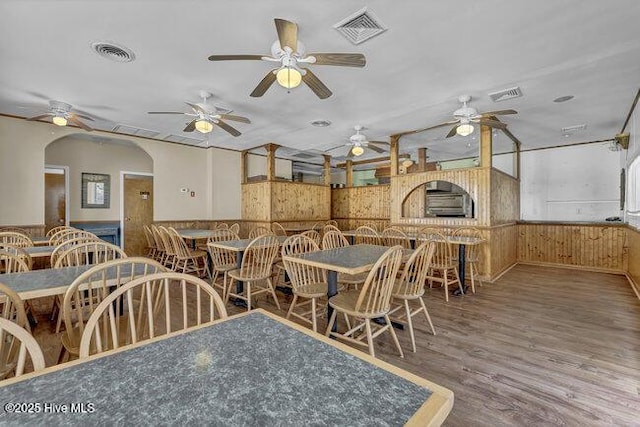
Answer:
[331,185,390,230]
[489,224,519,279]
[491,169,520,225]
[517,222,627,272]
[242,182,271,222]
[627,226,640,291]
[271,182,330,221]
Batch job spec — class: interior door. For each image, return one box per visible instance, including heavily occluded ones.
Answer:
[123,174,153,256]
[44,170,66,232]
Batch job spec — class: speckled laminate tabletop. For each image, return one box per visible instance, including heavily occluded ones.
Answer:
[23,245,55,257]
[176,229,219,239]
[0,312,433,426]
[0,265,93,298]
[208,236,288,252]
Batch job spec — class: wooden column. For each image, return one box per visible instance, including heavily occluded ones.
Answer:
[390,135,399,176]
[515,141,521,180]
[417,148,427,172]
[265,144,279,181]
[345,160,353,188]
[480,125,492,168]
[323,155,332,186]
[240,150,248,184]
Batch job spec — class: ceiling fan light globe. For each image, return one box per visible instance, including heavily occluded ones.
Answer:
[195,120,213,133]
[276,67,302,89]
[456,123,474,137]
[52,116,67,127]
[351,146,365,156]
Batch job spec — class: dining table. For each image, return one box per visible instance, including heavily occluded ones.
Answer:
[0,309,453,425]
[23,245,55,259]
[175,228,221,249]
[31,236,50,246]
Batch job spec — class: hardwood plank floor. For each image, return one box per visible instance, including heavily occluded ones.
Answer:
[28,264,640,426]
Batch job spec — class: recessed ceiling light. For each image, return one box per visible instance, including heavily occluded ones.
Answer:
[554,95,574,103]
[311,120,331,127]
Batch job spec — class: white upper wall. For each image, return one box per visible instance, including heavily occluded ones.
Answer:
[210,148,241,219]
[247,154,292,180]
[520,142,621,221]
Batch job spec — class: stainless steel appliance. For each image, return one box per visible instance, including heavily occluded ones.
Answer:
[426,193,473,217]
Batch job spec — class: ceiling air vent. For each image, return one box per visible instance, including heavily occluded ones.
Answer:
[112,124,159,138]
[91,42,136,63]
[334,7,387,45]
[163,134,204,145]
[561,124,587,135]
[488,86,522,102]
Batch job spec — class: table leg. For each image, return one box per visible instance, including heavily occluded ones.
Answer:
[327,270,338,333]
[453,244,467,296]
[232,251,248,308]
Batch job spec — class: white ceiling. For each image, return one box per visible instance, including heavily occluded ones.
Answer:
[1,0,639,165]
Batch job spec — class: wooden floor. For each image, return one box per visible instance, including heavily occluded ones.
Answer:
[29,264,640,426]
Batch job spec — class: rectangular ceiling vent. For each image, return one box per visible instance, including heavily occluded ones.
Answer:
[488,86,522,102]
[292,152,317,159]
[112,124,160,139]
[334,7,387,45]
[163,134,203,145]
[561,124,587,135]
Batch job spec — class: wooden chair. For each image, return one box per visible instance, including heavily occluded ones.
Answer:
[0,250,31,273]
[206,229,240,300]
[0,282,29,332]
[157,226,177,269]
[389,242,437,352]
[321,230,349,250]
[59,257,167,362]
[323,224,341,235]
[216,223,229,229]
[354,226,381,245]
[301,230,321,246]
[142,225,157,259]
[420,231,462,302]
[0,318,45,379]
[326,220,339,228]
[46,225,72,238]
[229,223,240,235]
[0,232,33,248]
[150,225,167,264]
[248,226,274,239]
[282,235,327,332]
[381,227,412,249]
[78,272,227,358]
[453,227,483,293]
[168,227,210,278]
[0,227,29,234]
[53,241,127,269]
[271,222,288,237]
[50,229,98,246]
[325,245,405,358]
[226,235,281,311]
[50,236,100,267]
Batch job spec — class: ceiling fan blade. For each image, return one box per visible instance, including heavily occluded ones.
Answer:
[476,118,507,129]
[208,54,264,61]
[218,114,251,124]
[250,70,278,97]
[27,114,52,121]
[393,120,459,137]
[216,120,241,137]
[67,116,93,132]
[185,102,206,114]
[183,119,196,132]
[445,126,458,138]
[148,111,186,115]
[301,68,332,99]
[480,109,517,117]
[367,144,386,154]
[367,141,390,146]
[325,144,347,152]
[275,18,298,53]
[307,53,366,67]
[72,113,94,121]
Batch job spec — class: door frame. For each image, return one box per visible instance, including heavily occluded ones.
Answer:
[44,165,70,226]
[119,171,154,252]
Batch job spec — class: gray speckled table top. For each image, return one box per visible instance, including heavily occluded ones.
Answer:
[31,236,50,245]
[0,312,433,426]
[176,229,219,239]
[209,236,288,252]
[23,245,55,257]
[0,265,93,299]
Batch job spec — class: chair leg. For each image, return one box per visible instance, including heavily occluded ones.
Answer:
[364,319,375,358]
[404,300,416,353]
[55,309,63,333]
[443,270,449,302]
[267,279,281,310]
[57,346,67,364]
[469,262,475,293]
[246,282,252,311]
[385,314,404,358]
[311,298,317,333]
[419,297,436,335]
[325,309,337,337]
[286,295,298,320]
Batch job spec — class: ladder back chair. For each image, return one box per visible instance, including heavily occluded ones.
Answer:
[0,318,45,380]
[381,227,412,249]
[325,245,405,359]
[59,257,167,362]
[79,272,227,358]
[0,232,33,248]
[389,242,437,352]
[282,235,327,332]
[420,231,462,302]
[354,226,381,245]
[226,235,281,311]
[206,229,240,300]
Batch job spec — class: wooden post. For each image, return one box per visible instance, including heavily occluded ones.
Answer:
[515,140,521,180]
[418,148,427,172]
[240,150,248,184]
[480,125,492,168]
[265,143,279,181]
[390,135,399,176]
[346,159,353,188]
[323,154,332,186]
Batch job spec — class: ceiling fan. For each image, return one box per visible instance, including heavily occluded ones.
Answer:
[411,95,517,138]
[208,18,366,99]
[147,92,250,137]
[327,126,389,157]
[27,100,94,131]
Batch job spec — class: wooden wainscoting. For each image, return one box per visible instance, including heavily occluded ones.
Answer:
[517,222,627,273]
[0,224,45,238]
[490,169,519,225]
[627,225,640,294]
[331,185,390,227]
[242,182,271,222]
[270,181,330,222]
[488,223,518,280]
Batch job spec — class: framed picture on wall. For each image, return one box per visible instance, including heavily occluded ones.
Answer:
[81,172,110,208]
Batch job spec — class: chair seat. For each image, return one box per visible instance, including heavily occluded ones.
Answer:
[328,291,387,319]
[338,271,369,285]
[187,249,207,258]
[294,282,327,298]
[214,263,236,273]
[431,262,457,270]
[227,268,271,282]
[391,282,425,300]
